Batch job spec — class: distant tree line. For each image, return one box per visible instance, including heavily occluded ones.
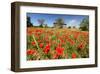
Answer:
[27,17,67,28]
[27,16,89,31]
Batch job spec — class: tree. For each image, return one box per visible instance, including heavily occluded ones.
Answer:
[68,26,71,29]
[79,17,89,31]
[54,18,65,28]
[27,16,33,27]
[38,19,45,27]
[45,24,48,28]
[73,26,76,29]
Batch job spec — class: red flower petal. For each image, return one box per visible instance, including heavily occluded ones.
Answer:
[72,53,77,58]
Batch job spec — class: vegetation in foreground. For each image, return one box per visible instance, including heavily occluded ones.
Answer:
[27,28,89,60]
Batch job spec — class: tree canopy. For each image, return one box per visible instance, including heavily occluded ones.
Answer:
[27,16,33,27]
[79,17,89,31]
[54,18,65,28]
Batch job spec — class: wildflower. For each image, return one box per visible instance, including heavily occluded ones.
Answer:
[31,42,36,46]
[38,40,42,43]
[44,44,50,54]
[56,46,64,56]
[39,43,43,48]
[58,43,62,47]
[53,54,58,59]
[72,53,77,58]
[74,32,80,39]
[27,30,33,35]
[27,49,36,55]
[68,38,75,45]
[77,42,84,49]
[66,36,75,45]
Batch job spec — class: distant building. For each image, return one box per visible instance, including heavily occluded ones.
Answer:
[53,22,67,28]
[63,24,67,28]
[42,24,48,28]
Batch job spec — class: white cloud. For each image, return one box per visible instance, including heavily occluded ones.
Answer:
[67,19,80,28]
[68,19,77,25]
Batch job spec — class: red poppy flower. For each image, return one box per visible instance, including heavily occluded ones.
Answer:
[56,46,64,56]
[72,53,77,58]
[58,43,62,47]
[44,44,50,54]
[77,42,84,49]
[45,36,49,42]
[27,49,36,55]
[39,43,43,48]
[53,54,58,59]
[27,30,33,35]
[38,40,42,43]
[66,36,75,45]
[68,38,75,45]
[74,32,79,39]
[31,42,36,46]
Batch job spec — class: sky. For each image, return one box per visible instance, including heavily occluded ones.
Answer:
[27,13,89,28]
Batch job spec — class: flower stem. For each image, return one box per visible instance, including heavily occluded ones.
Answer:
[32,34,44,59]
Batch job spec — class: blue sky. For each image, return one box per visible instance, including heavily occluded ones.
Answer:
[27,13,89,28]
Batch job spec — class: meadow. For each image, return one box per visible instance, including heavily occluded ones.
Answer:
[27,27,89,60]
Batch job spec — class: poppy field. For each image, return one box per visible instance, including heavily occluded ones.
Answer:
[27,27,89,60]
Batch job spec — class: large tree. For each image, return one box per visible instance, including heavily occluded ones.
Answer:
[79,17,89,31]
[38,19,45,27]
[54,18,66,28]
[27,16,33,27]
